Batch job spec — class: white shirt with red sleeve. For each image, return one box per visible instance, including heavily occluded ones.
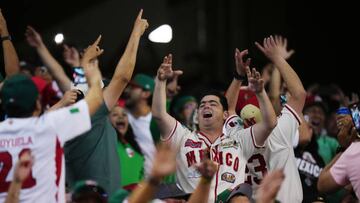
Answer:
[245,104,303,203]
[0,100,91,203]
[162,114,260,203]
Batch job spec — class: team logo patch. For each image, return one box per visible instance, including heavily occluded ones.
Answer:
[221,172,236,183]
[184,139,202,148]
[70,107,80,114]
[228,118,244,128]
[220,141,239,149]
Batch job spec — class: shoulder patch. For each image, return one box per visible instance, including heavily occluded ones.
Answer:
[70,107,80,114]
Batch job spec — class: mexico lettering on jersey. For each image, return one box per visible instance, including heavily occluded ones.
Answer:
[0,100,91,203]
[162,114,263,203]
[244,104,303,203]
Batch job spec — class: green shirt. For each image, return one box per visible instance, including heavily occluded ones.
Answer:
[117,142,144,187]
[317,134,339,164]
[65,102,121,195]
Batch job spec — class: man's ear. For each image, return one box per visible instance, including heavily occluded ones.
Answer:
[33,97,42,116]
[223,110,229,120]
[141,91,152,99]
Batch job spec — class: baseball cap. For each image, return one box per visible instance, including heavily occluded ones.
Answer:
[173,95,197,115]
[130,74,155,93]
[108,188,129,203]
[236,89,259,114]
[226,183,254,202]
[1,74,39,113]
[236,90,261,126]
[154,183,191,200]
[71,180,108,203]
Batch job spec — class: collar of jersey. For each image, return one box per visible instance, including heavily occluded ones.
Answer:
[196,131,224,147]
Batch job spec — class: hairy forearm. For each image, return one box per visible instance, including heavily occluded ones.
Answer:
[269,67,282,114]
[2,40,20,76]
[188,178,211,203]
[225,79,242,114]
[47,99,66,112]
[257,90,277,129]
[127,181,157,203]
[5,181,21,203]
[85,85,103,115]
[112,31,141,83]
[271,56,306,101]
[152,78,168,119]
[36,44,70,92]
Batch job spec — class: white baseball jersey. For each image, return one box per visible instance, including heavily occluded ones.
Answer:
[162,115,262,203]
[244,104,303,203]
[0,100,91,203]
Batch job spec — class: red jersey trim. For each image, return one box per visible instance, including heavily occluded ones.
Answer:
[55,138,63,202]
[284,104,302,125]
[160,120,178,142]
[225,115,238,127]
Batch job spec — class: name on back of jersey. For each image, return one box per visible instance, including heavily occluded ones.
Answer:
[0,135,33,149]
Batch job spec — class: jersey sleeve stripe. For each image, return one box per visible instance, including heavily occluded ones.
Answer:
[160,120,178,142]
[250,126,266,148]
[225,115,238,127]
[284,104,302,125]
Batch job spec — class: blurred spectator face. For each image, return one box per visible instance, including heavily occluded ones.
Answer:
[109,106,129,136]
[198,95,226,129]
[326,112,338,137]
[181,101,198,123]
[34,66,52,84]
[304,105,326,135]
[124,85,144,108]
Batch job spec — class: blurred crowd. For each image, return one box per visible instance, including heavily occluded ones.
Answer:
[0,8,359,203]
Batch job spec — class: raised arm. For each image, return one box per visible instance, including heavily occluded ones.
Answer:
[188,157,218,203]
[152,54,183,138]
[255,35,306,114]
[225,48,250,115]
[25,26,71,92]
[81,36,104,115]
[5,151,33,203]
[246,67,277,145]
[103,9,149,109]
[127,143,176,203]
[0,9,20,77]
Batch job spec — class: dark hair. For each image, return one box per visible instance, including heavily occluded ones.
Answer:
[198,90,228,111]
[3,103,36,118]
[118,126,143,155]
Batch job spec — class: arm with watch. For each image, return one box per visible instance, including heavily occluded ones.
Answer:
[225,48,250,116]
[0,9,20,78]
[226,48,277,146]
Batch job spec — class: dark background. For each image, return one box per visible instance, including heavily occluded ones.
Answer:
[0,0,358,95]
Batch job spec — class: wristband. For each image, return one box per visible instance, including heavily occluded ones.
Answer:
[147,176,161,186]
[1,35,12,43]
[233,71,247,82]
[199,176,212,184]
